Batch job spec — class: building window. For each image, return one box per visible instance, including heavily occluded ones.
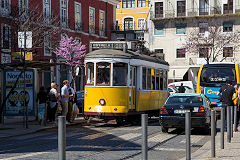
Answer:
[116,2,120,9]
[199,22,208,33]
[154,25,164,35]
[75,2,82,31]
[176,23,186,34]
[223,0,233,14]
[1,24,10,50]
[124,18,134,30]
[176,48,186,58]
[199,0,209,15]
[223,47,233,57]
[1,0,10,15]
[60,0,68,27]
[122,0,135,8]
[199,48,209,58]
[44,33,51,56]
[43,0,51,23]
[223,22,233,32]
[138,0,146,7]
[19,0,28,18]
[138,19,145,29]
[99,10,105,36]
[89,7,95,34]
[155,2,163,18]
[177,1,186,17]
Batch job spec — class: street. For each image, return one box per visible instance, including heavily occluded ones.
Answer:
[0,118,211,160]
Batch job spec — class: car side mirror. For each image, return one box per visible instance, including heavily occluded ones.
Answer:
[210,103,218,108]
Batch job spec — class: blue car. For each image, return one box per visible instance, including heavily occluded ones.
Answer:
[76,91,84,113]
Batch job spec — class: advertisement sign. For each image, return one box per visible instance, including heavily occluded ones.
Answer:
[4,70,35,116]
[12,52,33,61]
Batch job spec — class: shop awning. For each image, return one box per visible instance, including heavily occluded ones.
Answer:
[168,68,189,80]
[0,61,64,70]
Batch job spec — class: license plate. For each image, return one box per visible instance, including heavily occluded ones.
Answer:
[174,109,190,114]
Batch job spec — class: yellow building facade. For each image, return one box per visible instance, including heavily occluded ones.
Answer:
[115,0,150,39]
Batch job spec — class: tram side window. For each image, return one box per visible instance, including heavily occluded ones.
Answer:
[163,70,167,90]
[86,62,94,85]
[152,69,155,90]
[160,70,163,90]
[156,70,160,90]
[96,62,110,85]
[142,67,146,89]
[113,63,128,86]
[147,68,151,90]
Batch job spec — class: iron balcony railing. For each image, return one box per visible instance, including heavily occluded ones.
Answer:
[111,22,148,32]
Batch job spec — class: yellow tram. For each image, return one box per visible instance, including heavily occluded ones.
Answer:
[84,41,169,123]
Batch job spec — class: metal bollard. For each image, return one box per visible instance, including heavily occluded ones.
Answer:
[141,114,148,160]
[227,106,231,143]
[185,111,191,160]
[211,110,216,157]
[58,116,66,160]
[234,106,237,132]
[231,106,233,137]
[220,107,225,149]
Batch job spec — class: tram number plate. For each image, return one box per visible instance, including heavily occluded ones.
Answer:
[174,109,189,114]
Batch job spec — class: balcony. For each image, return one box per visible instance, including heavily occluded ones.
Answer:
[111,22,148,32]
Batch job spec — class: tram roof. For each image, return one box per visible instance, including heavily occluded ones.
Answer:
[86,49,169,66]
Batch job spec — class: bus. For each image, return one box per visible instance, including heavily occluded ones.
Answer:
[196,62,240,108]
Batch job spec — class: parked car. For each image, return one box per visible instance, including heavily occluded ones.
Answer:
[168,86,178,94]
[159,93,214,133]
[76,90,84,114]
[175,85,195,93]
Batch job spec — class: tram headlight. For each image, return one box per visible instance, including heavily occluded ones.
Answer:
[99,99,106,106]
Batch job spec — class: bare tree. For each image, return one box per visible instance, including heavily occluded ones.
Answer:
[183,20,240,64]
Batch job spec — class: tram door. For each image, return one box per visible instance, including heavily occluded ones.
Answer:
[130,66,136,110]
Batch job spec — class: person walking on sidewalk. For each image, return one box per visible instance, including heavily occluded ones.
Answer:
[67,82,75,123]
[48,82,58,122]
[61,80,70,124]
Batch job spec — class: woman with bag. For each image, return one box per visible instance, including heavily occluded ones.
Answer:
[48,82,58,122]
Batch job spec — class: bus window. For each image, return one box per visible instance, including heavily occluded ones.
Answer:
[152,69,155,90]
[113,63,128,86]
[86,62,94,85]
[160,70,163,90]
[200,67,236,84]
[142,67,146,89]
[147,68,151,90]
[96,62,111,85]
[156,70,160,90]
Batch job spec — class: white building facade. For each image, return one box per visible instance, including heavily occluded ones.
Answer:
[146,0,240,84]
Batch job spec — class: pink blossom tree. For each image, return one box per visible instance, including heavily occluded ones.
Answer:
[54,36,86,89]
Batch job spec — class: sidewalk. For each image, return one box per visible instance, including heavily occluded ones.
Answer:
[181,127,240,160]
[0,116,86,139]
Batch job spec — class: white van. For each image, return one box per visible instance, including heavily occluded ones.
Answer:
[168,81,195,93]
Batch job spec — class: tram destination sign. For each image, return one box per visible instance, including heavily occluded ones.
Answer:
[90,42,127,51]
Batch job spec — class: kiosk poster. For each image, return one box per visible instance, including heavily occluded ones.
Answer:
[4,70,35,116]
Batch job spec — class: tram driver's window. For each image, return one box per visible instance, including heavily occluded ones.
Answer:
[147,68,151,90]
[113,63,128,86]
[156,70,160,90]
[142,67,146,89]
[96,62,110,85]
[86,62,94,85]
[163,71,167,90]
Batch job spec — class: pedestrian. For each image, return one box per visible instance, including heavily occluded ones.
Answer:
[36,86,48,122]
[61,80,70,124]
[236,84,240,131]
[178,83,185,93]
[37,86,48,104]
[67,82,75,123]
[48,82,58,122]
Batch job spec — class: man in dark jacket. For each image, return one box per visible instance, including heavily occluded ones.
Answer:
[178,83,186,93]
[218,81,236,107]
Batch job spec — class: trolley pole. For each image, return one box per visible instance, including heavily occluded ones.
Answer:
[141,114,148,160]
[185,111,191,160]
[220,107,225,149]
[211,110,216,157]
[58,116,66,160]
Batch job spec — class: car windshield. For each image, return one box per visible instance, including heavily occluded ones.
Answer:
[166,96,203,105]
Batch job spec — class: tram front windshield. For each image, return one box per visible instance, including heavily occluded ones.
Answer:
[200,67,236,85]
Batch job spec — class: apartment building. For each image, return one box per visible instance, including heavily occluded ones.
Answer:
[146,0,240,84]
[113,0,150,40]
